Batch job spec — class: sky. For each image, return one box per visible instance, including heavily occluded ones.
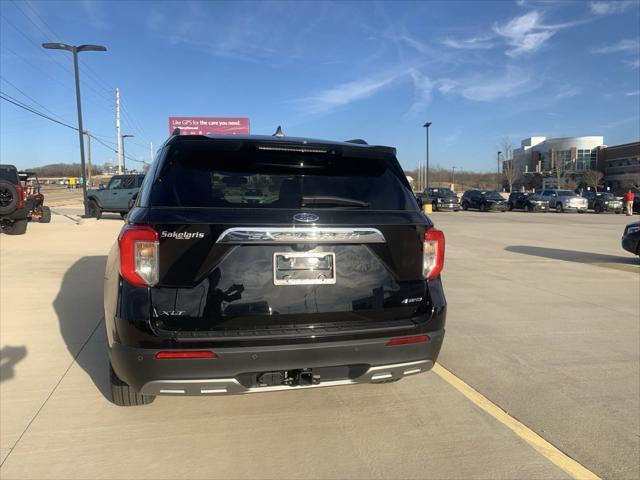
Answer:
[1,0,639,172]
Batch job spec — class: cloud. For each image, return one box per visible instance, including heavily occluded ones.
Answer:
[493,11,581,57]
[590,1,637,15]
[591,38,640,53]
[442,36,494,50]
[457,70,538,101]
[624,58,640,69]
[294,73,402,114]
[406,69,436,116]
[81,0,109,29]
[626,90,640,96]
[555,85,581,99]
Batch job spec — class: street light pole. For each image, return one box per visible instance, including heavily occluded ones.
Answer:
[423,122,432,189]
[122,134,134,173]
[451,166,456,186]
[42,42,106,217]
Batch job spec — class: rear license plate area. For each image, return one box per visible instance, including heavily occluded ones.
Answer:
[273,252,336,285]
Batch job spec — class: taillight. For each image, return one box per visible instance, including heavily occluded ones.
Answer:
[15,184,26,209]
[423,228,445,280]
[118,225,159,287]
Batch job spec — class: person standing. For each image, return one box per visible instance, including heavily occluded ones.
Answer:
[624,190,635,216]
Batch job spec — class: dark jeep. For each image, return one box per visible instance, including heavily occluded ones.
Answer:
[0,164,29,235]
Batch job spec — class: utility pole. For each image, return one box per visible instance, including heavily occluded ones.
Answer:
[116,88,122,174]
[86,129,92,187]
[451,166,456,187]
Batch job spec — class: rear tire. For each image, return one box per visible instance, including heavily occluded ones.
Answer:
[120,212,127,219]
[2,219,27,235]
[88,199,102,220]
[508,202,514,211]
[461,202,468,211]
[432,201,438,212]
[556,203,564,213]
[110,363,155,407]
[39,206,51,223]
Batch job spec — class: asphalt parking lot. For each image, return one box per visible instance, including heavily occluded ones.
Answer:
[0,209,638,479]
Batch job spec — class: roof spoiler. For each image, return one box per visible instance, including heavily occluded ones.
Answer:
[345,139,368,145]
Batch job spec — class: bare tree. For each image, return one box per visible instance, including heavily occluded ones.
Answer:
[553,152,567,189]
[499,138,519,191]
[583,170,603,191]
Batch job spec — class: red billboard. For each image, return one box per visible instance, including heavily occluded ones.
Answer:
[168,117,250,135]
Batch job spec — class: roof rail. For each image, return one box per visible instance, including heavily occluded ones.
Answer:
[345,139,368,145]
[172,127,181,136]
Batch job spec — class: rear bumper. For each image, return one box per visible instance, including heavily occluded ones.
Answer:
[109,329,445,395]
[0,207,29,221]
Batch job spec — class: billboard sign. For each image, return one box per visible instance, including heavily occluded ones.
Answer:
[168,117,250,135]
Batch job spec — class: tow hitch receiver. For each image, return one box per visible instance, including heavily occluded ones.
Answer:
[256,369,318,387]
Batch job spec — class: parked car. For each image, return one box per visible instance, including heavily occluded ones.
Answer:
[19,172,52,223]
[582,191,623,214]
[104,132,447,406]
[507,192,548,212]
[0,164,29,235]
[538,189,587,213]
[460,189,507,212]
[86,174,145,219]
[426,187,460,211]
[621,221,640,256]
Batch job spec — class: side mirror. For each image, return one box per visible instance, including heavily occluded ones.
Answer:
[98,183,105,190]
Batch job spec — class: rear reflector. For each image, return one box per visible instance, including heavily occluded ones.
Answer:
[387,335,430,346]
[155,351,217,359]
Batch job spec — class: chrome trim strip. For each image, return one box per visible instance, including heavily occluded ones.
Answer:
[216,227,386,244]
[141,360,433,396]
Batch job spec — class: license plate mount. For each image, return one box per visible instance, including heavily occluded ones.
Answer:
[273,252,336,285]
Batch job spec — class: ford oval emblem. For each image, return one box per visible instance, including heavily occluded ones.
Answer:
[293,213,319,223]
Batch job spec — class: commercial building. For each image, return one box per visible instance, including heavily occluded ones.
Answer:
[512,136,604,189]
[598,141,640,193]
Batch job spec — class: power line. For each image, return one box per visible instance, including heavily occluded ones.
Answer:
[0,91,77,130]
[0,75,73,125]
[20,0,62,41]
[0,92,146,164]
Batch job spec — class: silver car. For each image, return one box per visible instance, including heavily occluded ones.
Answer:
[539,189,588,213]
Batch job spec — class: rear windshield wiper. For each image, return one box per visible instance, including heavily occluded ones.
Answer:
[301,196,370,208]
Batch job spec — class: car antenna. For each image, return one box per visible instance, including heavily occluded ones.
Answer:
[273,126,284,137]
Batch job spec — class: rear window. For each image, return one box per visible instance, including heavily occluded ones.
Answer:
[557,190,576,197]
[150,143,415,210]
[0,167,19,183]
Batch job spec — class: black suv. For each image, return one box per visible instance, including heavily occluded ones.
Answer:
[0,164,29,235]
[581,191,623,214]
[460,189,507,212]
[104,133,447,406]
[425,187,460,211]
[507,192,548,212]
